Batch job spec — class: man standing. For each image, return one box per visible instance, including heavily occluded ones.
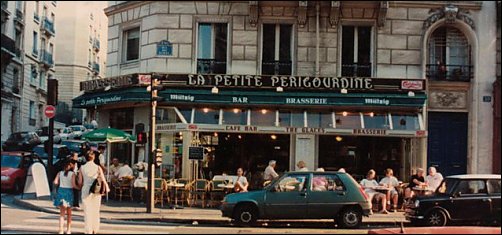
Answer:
[264,160,279,182]
[425,166,444,191]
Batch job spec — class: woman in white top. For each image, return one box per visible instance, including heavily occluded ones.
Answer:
[379,168,400,212]
[234,168,249,193]
[360,170,388,214]
[53,161,78,234]
[78,150,110,234]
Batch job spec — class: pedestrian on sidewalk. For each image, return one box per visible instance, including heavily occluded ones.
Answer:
[53,160,78,234]
[78,150,110,234]
[71,152,82,210]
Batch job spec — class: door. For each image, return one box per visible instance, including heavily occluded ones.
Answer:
[427,112,467,176]
[307,173,347,219]
[451,180,491,221]
[264,174,309,219]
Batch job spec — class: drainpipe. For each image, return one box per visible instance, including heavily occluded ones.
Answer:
[315,2,320,76]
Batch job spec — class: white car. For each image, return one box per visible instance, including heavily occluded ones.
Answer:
[59,127,75,140]
[68,125,87,140]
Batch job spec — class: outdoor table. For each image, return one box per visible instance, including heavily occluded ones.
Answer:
[217,183,235,194]
[412,186,434,196]
[166,183,185,209]
[133,178,147,201]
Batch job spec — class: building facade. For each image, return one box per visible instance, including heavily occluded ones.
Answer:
[54,1,108,125]
[74,1,498,181]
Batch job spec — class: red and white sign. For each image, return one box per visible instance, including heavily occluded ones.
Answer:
[401,80,423,90]
[138,74,151,85]
[44,105,56,119]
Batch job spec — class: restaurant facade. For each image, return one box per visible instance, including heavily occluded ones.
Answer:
[73,1,498,182]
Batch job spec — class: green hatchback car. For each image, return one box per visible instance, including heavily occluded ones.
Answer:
[221,171,371,228]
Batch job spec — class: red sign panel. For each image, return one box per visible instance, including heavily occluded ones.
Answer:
[44,105,56,119]
[401,80,424,90]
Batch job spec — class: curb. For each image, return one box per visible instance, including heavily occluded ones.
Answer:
[12,197,409,227]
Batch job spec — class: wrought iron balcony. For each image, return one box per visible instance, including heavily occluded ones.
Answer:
[93,38,100,52]
[92,62,100,74]
[261,60,292,75]
[197,59,226,74]
[1,34,16,64]
[41,17,55,36]
[341,63,372,77]
[40,50,54,68]
[426,64,473,82]
[14,9,24,27]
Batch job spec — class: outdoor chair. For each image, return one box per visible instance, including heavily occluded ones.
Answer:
[189,179,210,208]
[209,180,227,208]
[175,178,190,206]
[153,178,166,207]
[112,176,134,201]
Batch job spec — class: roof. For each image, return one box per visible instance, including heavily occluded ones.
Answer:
[446,174,501,180]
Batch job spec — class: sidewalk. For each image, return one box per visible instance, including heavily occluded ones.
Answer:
[13,196,408,226]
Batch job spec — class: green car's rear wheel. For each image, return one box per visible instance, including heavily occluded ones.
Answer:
[233,204,257,226]
[337,207,362,229]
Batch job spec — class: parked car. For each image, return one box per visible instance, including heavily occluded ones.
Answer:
[37,127,62,144]
[61,140,90,155]
[2,132,42,151]
[32,144,71,170]
[1,151,45,193]
[405,174,501,227]
[220,171,371,228]
[68,125,87,140]
[59,127,75,141]
[368,226,501,234]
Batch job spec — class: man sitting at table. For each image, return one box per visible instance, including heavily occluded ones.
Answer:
[425,166,444,192]
[109,158,123,177]
[234,168,249,193]
[114,162,133,180]
[404,168,426,201]
[360,169,389,214]
[379,168,400,212]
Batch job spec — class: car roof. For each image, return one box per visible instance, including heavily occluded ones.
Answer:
[446,174,501,180]
[62,140,86,143]
[34,144,68,148]
[1,151,35,156]
[288,171,345,174]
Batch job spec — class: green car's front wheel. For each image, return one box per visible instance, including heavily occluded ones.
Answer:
[233,204,258,226]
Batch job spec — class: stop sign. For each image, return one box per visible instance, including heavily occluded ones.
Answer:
[44,105,56,119]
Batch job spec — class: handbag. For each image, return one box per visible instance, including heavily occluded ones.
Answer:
[89,168,106,195]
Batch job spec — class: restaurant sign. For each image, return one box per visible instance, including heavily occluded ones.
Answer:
[80,74,139,92]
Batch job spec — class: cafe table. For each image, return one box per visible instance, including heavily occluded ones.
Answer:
[412,186,434,196]
[218,183,235,194]
[166,182,185,209]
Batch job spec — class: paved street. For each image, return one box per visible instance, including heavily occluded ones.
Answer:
[1,194,370,234]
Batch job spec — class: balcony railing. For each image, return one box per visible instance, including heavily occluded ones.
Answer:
[1,34,16,56]
[40,50,54,67]
[426,64,473,82]
[341,63,372,77]
[197,59,227,74]
[15,8,23,19]
[93,38,100,51]
[41,17,55,36]
[92,62,100,74]
[33,13,39,22]
[261,60,292,75]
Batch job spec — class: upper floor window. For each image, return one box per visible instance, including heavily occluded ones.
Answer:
[427,26,472,82]
[197,23,227,74]
[32,31,38,55]
[42,5,47,18]
[16,1,22,11]
[261,24,293,75]
[341,25,372,77]
[123,27,139,61]
[29,101,36,124]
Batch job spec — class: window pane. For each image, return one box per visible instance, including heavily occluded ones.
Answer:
[307,112,332,128]
[357,26,372,77]
[198,23,212,59]
[222,109,247,125]
[126,28,139,61]
[279,24,292,61]
[278,110,291,127]
[291,111,304,127]
[214,23,227,73]
[178,108,192,123]
[156,108,178,124]
[262,24,276,61]
[363,113,390,129]
[335,112,361,129]
[456,180,487,194]
[251,109,275,126]
[342,26,355,76]
[392,114,420,130]
[194,108,219,124]
[487,180,501,194]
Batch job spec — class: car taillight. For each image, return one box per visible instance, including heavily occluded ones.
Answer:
[359,186,369,201]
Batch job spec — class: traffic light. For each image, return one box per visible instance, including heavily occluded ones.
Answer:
[47,79,58,105]
[137,132,147,144]
[154,149,163,166]
[150,77,165,102]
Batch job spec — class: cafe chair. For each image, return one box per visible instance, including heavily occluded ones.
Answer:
[209,179,227,208]
[189,179,210,208]
[153,178,166,207]
[175,178,190,206]
[163,179,175,205]
[112,176,134,202]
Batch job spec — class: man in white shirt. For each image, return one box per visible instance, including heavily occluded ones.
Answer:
[379,168,400,212]
[114,162,133,179]
[264,160,279,182]
[425,166,443,191]
[296,161,309,171]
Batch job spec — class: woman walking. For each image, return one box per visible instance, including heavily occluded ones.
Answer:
[53,161,78,234]
[78,150,110,234]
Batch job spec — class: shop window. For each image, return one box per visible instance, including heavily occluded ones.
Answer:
[109,108,134,129]
[197,23,227,74]
[222,108,247,125]
[335,112,361,129]
[341,25,372,77]
[194,108,219,124]
[291,111,304,127]
[178,108,192,123]
[427,26,472,81]
[307,112,333,128]
[156,108,179,124]
[123,27,140,62]
[392,114,420,131]
[251,109,275,126]
[363,113,390,129]
[278,110,291,127]
[261,24,293,75]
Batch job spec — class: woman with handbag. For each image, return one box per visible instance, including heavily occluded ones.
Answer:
[78,150,110,234]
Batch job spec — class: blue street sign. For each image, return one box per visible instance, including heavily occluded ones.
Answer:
[157,40,172,56]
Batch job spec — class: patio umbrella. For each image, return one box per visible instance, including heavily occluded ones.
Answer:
[82,128,136,200]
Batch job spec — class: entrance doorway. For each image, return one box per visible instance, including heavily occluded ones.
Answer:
[427,112,468,176]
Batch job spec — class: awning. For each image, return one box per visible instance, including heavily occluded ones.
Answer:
[73,87,426,108]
